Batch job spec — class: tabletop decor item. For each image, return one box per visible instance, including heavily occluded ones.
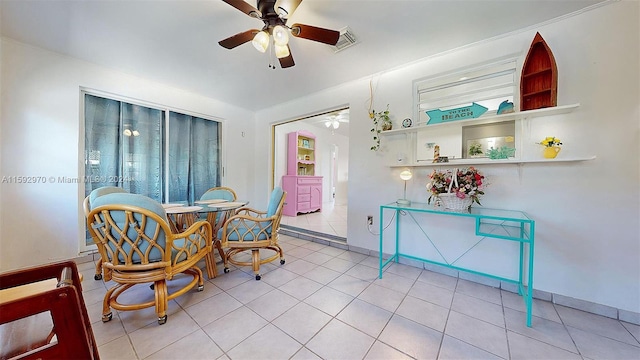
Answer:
[497,100,515,114]
[486,146,516,159]
[538,136,562,159]
[427,167,485,210]
[370,104,391,151]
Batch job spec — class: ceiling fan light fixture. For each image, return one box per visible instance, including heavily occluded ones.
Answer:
[273,25,289,46]
[276,7,288,18]
[252,31,269,53]
[275,44,290,58]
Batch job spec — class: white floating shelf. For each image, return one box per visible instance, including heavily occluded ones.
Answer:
[389,156,596,168]
[381,103,580,136]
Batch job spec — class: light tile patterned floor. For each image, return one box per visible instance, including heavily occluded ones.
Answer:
[79,235,640,360]
[281,203,347,238]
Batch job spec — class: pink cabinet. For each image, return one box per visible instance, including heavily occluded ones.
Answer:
[282,130,322,216]
[287,130,316,176]
[282,176,322,216]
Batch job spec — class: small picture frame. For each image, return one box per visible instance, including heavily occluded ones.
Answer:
[302,139,310,148]
[436,156,449,163]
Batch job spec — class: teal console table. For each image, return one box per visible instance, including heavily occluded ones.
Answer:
[379,202,535,327]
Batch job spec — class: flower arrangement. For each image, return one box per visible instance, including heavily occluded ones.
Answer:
[468,143,483,156]
[538,136,562,147]
[427,167,485,205]
[370,105,391,151]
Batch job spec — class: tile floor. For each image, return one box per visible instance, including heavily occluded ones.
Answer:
[280,203,347,239]
[79,235,640,360]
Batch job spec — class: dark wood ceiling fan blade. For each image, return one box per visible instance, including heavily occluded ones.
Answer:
[279,47,295,68]
[221,0,261,18]
[274,0,302,18]
[290,23,340,45]
[218,29,260,49]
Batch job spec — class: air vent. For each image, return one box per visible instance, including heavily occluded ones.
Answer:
[333,27,357,53]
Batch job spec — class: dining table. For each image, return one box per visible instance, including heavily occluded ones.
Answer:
[163,200,248,278]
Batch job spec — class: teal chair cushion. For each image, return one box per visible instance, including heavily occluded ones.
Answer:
[200,189,235,201]
[200,189,236,224]
[266,187,284,217]
[92,193,169,264]
[218,221,272,241]
[220,188,281,242]
[89,186,127,207]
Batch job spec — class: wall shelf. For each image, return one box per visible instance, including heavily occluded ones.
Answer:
[380,103,580,136]
[390,156,596,168]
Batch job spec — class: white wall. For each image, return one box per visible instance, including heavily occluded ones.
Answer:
[0,38,255,271]
[255,1,639,313]
[1,1,637,315]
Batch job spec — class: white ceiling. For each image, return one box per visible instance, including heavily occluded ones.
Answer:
[0,0,605,112]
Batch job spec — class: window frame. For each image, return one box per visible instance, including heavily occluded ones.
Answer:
[79,88,225,253]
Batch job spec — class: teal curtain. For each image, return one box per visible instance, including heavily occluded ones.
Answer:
[84,94,164,202]
[84,94,220,244]
[84,95,121,192]
[120,103,164,201]
[168,112,221,203]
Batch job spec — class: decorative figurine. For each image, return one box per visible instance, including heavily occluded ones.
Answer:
[497,100,515,114]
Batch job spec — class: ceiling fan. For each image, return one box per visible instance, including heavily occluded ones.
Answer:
[315,109,349,129]
[218,0,341,69]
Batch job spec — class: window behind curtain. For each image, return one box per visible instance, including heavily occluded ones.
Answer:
[83,93,222,245]
[168,112,221,203]
[84,94,164,202]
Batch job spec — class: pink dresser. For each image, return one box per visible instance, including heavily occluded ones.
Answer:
[282,131,323,216]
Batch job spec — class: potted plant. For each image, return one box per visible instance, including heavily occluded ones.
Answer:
[370,105,391,151]
[538,136,562,159]
[468,143,483,157]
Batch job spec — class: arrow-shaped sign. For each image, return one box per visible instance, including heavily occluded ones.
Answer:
[426,102,488,125]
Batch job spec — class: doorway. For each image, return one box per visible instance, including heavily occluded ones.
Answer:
[272,108,349,240]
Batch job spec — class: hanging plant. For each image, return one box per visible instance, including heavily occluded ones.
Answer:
[370,105,390,151]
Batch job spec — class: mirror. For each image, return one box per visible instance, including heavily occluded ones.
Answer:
[272,108,349,240]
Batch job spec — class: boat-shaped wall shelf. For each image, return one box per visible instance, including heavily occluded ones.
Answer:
[380,103,580,136]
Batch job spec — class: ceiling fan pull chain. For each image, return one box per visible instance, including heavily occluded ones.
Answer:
[269,38,276,69]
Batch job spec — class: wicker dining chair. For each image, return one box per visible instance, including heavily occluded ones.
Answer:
[199,186,238,268]
[87,192,212,325]
[219,187,287,280]
[83,186,128,281]
[200,186,238,202]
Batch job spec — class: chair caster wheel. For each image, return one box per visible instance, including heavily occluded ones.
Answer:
[94,274,102,280]
[255,274,261,280]
[102,312,113,323]
[224,268,230,273]
[280,259,285,265]
[197,285,204,292]
[158,315,167,325]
